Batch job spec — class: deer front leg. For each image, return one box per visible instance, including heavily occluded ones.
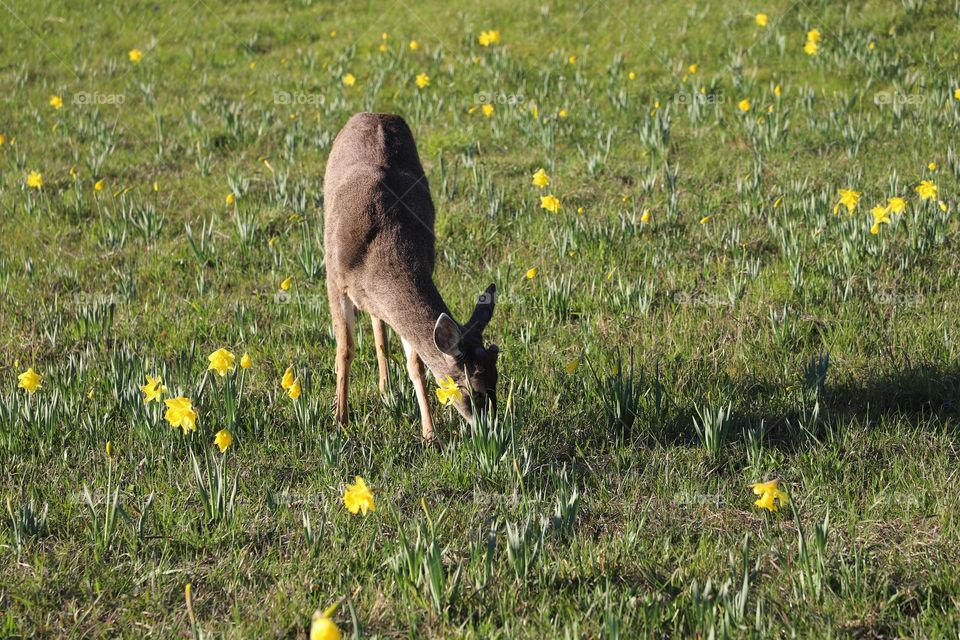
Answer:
[371,315,390,394]
[329,288,356,426]
[401,337,435,441]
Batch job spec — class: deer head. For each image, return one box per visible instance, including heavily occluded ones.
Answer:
[432,283,500,422]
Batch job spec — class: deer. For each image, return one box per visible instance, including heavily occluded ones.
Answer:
[322,112,499,441]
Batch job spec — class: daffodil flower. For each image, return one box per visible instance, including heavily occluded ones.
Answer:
[18,367,42,393]
[435,376,462,406]
[164,397,198,433]
[540,194,561,213]
[531,168,550,188]
[750,479,789,512]
[140,374,166,403]
[214,429,233,453]
[207,348,236,377]
[833,188,861,215]
[916,180,938,201]
[342,476,375,515]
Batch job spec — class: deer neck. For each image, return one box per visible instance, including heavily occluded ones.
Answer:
[395,280,456,379]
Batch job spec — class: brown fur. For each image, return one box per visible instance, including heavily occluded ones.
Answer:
[323,112,499,440]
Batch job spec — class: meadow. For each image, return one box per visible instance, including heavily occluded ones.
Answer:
[2,0,960,637]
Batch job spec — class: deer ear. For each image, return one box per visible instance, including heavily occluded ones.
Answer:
[465,283,497,334]
[434,313,462,358]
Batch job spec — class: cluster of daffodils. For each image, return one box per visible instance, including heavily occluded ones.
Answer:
[833,177,945,234]
[531,168,562,214]
[136,348,307,452]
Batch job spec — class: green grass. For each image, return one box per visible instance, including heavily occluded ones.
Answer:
[2,0,960,636]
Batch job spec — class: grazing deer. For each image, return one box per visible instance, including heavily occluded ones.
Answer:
[323,112,499,440]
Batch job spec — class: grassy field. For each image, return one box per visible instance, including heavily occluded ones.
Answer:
[2,0,960,637]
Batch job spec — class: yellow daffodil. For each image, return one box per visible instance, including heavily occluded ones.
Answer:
[525,267,538,279]
[928,162,937,171]
[481,103,494,117]
[699,215,713,224]
[756,13,768,26]
[804,40,818,55]
[871,205,891,234]
[281,366,295,390]
[688,63,698,74]
[409,40,420,51]
[435,375,462,406]
[226,193,235,204]
[568,54,577,65]
[954,88,960,101]
[240,352,252,369]
[140,374,166,403]
[872,205,891,224]
[0,134,5,145]
[342,73,356,87]
[738,99,751,112]
[415,73,430,88]
[129,48,143,63]
[164,397,198,433]
[27,171,43,190]
[18,367,42,393]
[807,28,821,43]
[478,30,501,47]
[751,479,789,512]
[214,429,233,453]
[916,180,937,200]
[886,197,906,214]
[49,95,63,109]
[287,378,302,400]
[774,84,782,97]
[628,71,636,81]
[540,194,561,213]
[343,476,375,515]
[558,108,569,119]
[207,348,236,377]
[833,188,861,214]
[280,276,293,291]
[640,209,651,223]
[311,605,342,640]
[94,179,105,191]
[531,168,550,188]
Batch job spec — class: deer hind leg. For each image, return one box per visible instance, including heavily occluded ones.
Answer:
[371,315,390,394]
[401,337,435,441]
[329,287,356,426]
